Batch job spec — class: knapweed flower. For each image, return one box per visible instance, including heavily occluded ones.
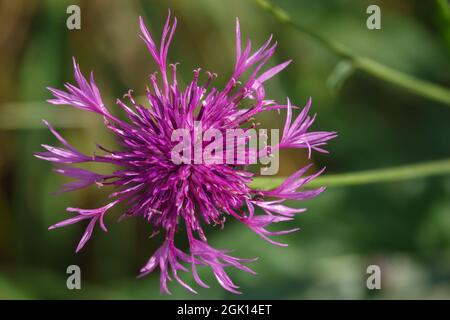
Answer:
[35,12,336,294]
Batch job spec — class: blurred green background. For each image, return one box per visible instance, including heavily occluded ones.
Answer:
[1,0,450,299]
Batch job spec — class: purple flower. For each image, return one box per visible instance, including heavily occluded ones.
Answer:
[35,12,336,294]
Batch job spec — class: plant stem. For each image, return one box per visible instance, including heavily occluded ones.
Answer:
[251,158,450,190]
[255,0,450,107]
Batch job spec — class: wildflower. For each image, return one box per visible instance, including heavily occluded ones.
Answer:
[35,12,336,294]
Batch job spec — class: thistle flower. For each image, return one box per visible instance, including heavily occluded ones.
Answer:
[35,12,336,294]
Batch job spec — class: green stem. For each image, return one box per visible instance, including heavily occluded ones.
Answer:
[251,158,450,190]
[255,0,450,107]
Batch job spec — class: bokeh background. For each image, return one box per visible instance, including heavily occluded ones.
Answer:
[1,0,450,299]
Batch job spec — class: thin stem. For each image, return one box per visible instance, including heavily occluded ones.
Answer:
[251,158,450,190]
[255,0,450,107]
[0,101,95,130]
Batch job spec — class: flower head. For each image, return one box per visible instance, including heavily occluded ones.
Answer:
[35,12,336,294]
